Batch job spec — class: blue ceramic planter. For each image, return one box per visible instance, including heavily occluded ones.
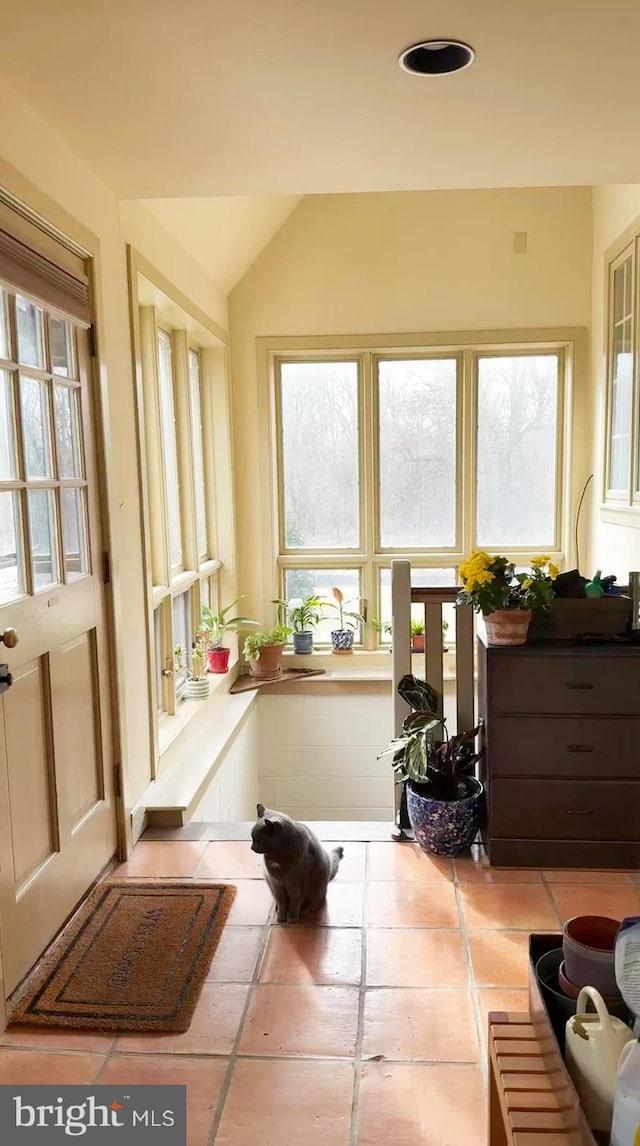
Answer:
[407,777,484,857]
[293,631,314,654]
[331,629,354,653]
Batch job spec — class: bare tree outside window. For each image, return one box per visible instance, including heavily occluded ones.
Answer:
[280,361,359,549]
[378,358,457,548]
[476,355,559,547]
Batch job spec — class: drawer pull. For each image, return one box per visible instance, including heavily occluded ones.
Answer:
[566,682,594,690]
[567,809,593,816]
[566,744,593,753]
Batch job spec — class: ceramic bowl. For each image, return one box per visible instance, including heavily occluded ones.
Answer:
[562,915,619,999]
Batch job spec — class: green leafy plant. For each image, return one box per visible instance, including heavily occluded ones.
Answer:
[410,618,424,637]
[201,597,260,648]
[272,595,324,633]
[174,633,208,681]
[371,618,393,637]
[326,586,365,632]
[378,673,479,800]
[242,625,291,662]
[372,617,448,641]
[457,551,557,616]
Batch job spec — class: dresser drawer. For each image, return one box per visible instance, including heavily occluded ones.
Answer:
[489,655,640,715]
[491,779,640,841]
[488,716,640,778]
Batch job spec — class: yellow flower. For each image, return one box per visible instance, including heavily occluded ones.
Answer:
[531,555,551,569]
[549,562,559,579]
[521,577,533,590]
[464,570,494,591]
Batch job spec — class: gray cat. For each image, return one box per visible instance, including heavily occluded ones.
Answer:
[251,803,344,923]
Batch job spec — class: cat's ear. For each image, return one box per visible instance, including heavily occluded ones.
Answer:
[256,803,266,818]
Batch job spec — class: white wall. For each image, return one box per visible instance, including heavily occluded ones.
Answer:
[229,187,594,618]
[588,185,640,578]
[257,685,395,821]
[191,705,260,822]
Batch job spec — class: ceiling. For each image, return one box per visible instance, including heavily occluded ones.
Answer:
[2,0,640,198]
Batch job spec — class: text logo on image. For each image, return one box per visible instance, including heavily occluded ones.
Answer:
[0,1085,187,1143]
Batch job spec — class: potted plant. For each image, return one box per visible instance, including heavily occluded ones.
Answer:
[457,550,557,646]
[201,597,260,673]
[325,586,365,653]
[174,634,210,700]
[378,673,482,857]
[410,617,425,652]
[272,595,324,654]
[243,625,290,678]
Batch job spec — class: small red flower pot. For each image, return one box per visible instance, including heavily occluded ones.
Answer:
[207,646,230,674]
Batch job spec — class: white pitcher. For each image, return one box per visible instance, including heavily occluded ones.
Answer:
[565,986,634,1134]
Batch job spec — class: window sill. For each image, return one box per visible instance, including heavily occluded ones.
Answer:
[281,648,458,682]
[600,503,640,529]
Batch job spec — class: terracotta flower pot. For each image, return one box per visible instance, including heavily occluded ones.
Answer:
[411,634,425,653]
[484,608,532,646]
[248,643,285,679]
[207,646,230,673]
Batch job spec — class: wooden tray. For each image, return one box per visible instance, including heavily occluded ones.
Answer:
[230,667,326,693]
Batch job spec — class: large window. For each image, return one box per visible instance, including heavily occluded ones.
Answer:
[273,339,568,647]
[136,295,224,726]
[605,244,637,503]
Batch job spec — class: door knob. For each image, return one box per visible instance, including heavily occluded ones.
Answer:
[0,628,18,649]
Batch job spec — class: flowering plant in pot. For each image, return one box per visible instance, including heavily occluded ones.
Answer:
[242,625,290,679]
[457,550,557,646]
[174,634,210,700]
[271,595,324,654]
[378,673,481,857]
[201,597,259,673]
[325,587,365,653]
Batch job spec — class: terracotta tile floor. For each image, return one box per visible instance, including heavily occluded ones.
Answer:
[3,836,640,1145]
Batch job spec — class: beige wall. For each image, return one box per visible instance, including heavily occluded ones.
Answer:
[588,185,640,580]
[0,75,228,828]
[229,188,594,616]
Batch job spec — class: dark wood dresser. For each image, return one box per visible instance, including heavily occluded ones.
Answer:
[478,635,640,867]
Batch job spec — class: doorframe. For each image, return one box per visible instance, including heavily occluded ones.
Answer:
[0,159,128,1022]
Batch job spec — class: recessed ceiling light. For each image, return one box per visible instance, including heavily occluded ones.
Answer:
[399,40,475,76]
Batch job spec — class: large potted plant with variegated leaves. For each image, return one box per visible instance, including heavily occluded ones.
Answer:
[325,587,365,654]
[378,674,481,857]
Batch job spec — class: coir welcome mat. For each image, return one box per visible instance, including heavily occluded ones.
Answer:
[10,881,236,1033]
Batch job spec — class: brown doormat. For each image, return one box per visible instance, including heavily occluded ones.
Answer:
[9,881,236,1034]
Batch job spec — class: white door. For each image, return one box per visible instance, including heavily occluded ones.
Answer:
[0,269,117,996]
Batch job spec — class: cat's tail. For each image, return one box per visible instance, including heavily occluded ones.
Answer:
[329,846,344,881]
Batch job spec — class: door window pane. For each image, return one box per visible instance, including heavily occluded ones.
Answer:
[0,371,16,479]
[172,591,191,695]
[16,295,43,369]
[280,361,359,549]
[27,488,58,590]
[157,331,182,570]
[0,291,9,359]
[54,385,81,478]
[188,350,208,559]
[49,316,73,377]
[379,567,456,645]
[0,491,24,604]
[477,355,559,547]
[20,375,51,478]
[283,567,361,642]
[378,358,457,547]
[61,487,87,580]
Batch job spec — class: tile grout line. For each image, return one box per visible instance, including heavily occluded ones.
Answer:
[452,857,487,1088]
[539,871,565,930]
[348,843,368,1146]
[205,913,272,1146]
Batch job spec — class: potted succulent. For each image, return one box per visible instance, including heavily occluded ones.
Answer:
[201,597,259,673]
[174,634,210,700]
[272,595,324,654]
[325,586,365,654]
[458,551,557,646]
[243,625,290,678]
[378,673,481,857]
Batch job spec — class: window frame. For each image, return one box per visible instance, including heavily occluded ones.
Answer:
[267,332,576,650]
[129,251,234,772]
[603,242,638,506]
